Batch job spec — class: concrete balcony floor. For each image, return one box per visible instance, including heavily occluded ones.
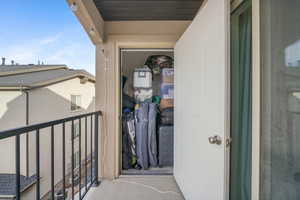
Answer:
[84,175,184,200]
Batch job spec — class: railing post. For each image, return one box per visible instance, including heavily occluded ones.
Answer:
[93,113,100,186]
[79,118,82,199]
[84,116,88,193]
[62,123,66,200]
[51,126,55,200]
[71,120,75,200]
[15,135,21,200]
[36,129,40,199]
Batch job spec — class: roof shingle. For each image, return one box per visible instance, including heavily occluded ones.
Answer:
[0,174,37,196]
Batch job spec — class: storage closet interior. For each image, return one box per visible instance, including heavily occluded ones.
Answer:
[121,49,174,175]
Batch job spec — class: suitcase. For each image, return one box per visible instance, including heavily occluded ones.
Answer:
[158,126,174,167]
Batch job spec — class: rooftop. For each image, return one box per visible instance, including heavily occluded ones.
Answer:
[0,64,95,90]
[0,174,37,197]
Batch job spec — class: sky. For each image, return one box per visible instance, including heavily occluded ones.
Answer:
[0,0,95,74]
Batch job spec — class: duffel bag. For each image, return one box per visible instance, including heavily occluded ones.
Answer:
[145,55,173,74]
[160,107,174,125]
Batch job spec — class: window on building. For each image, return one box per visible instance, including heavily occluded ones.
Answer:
[73,122,80,139]
[71,95,81,111]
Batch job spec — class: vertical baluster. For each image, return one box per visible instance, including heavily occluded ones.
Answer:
[90,115,93,184]
[85,116,88,192]
[36,129,40,199]
[62,123,66,200]
[79,118,82,199]
[94,113,99,185]
[15,135,21,200]
[51,126,55,200]
[71,120,74,200]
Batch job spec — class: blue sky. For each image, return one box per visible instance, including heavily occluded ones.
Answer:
[0,0,95,74]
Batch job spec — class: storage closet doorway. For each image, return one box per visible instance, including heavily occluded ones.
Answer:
[120,48,174,175]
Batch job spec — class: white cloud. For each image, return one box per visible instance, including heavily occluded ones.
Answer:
[0,33,95,74]
[39,33,62,45]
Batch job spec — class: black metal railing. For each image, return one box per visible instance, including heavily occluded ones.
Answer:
[0,111,102,200]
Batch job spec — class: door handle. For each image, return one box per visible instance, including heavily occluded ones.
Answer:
[208,135,222,145]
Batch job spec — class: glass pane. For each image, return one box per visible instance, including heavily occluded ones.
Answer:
[260,0,300,199]
[71,95,76,110]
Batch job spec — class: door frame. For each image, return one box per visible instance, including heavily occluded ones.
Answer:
[251,0,261,199]
[230,0,261,200]
[228,0,254,200]
[114,40,177,177]
[118,47,174,175]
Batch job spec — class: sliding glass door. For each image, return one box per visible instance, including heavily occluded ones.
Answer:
[260,0,300,199]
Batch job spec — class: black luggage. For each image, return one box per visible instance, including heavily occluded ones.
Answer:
[160,107,174,125]
[158,126,174,167]
[122,112,136,169]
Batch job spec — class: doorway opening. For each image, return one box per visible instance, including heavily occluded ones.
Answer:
[120,48,174,175]
[230,1,252,200]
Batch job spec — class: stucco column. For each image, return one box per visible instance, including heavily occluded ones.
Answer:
[96,43,118,179]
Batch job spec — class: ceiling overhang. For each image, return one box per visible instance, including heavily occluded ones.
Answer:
[93,0,204,21]
[67,0,203,44]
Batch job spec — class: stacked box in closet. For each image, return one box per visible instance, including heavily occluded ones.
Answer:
[159,68,174,167]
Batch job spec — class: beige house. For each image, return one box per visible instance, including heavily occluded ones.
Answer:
[0,64,95,199]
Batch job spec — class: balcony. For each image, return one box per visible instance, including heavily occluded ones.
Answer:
[0,111,183,200]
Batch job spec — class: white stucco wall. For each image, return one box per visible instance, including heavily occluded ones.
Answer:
[0,78,95,199]
[0,91,27,175]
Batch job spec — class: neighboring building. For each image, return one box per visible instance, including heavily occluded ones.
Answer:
[0,64,95,199]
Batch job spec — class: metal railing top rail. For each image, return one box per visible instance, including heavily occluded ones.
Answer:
[0,111,102,140]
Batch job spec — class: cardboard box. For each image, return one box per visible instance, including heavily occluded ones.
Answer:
[160,99,174,110]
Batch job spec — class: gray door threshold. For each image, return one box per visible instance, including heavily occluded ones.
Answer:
[122,167,173,175]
